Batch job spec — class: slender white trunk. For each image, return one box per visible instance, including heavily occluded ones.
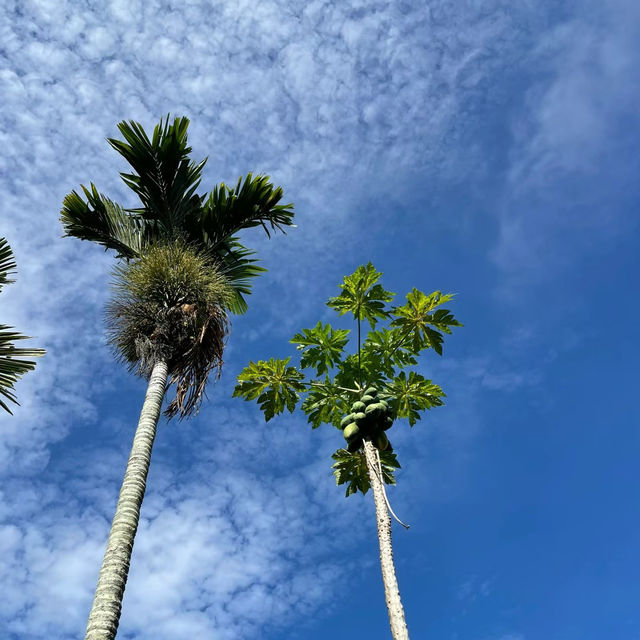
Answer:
[85,360,168,640]
[363,439,410,640]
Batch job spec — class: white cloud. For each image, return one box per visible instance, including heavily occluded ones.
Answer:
[0,410,360,639]
[494,0,640,285]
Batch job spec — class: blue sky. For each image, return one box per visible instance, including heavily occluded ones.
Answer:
[1,0,639,638]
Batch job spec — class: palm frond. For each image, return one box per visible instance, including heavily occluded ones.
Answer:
[192,173,295,248]
[210,238,267,315]
[60,184,154,258]
[0,237,16,292]
[0,326,45,414]
[108,116,206,229]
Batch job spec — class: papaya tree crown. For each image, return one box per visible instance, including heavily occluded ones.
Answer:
[234,262,462,496]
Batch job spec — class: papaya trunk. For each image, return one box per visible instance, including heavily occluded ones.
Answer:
[85,359,168,640]
[363,439,410,640]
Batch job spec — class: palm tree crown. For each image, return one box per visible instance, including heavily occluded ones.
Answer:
[61,115,295,416]
[61,116,295,314]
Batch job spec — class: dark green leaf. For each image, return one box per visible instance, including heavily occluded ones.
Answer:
[0,238,45,414]
[331,448,371,496]
[331,447,401,496]
[60,185,153,259]
[0,237,16,292]
[108,116,205,229]
[191,172,295,250]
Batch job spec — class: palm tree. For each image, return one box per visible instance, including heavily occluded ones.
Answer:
[60,116,294,640]
[0,237,45,414]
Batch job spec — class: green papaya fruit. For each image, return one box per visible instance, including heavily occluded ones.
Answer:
[379,399,389,409]
[347,437,363,452]
[364,387,378,398]
[340,414,354,429]
[361,395,375,405]
[375,432,389,451]
[382,414,394,430]
[351,401,366,412]
[353,412,367,424]
[365,402,385,417]
[343,423,360,440]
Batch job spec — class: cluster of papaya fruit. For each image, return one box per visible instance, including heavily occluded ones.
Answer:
[339,386,394,453]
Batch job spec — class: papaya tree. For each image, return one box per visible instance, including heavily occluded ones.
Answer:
[0,237,45,414]
[234,263,461,640]
[60,115,294,640]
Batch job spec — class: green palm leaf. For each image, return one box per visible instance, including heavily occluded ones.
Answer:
[61,184,153,258]
[192,172,294,247]
[211,238,266,315]
[61,116,294,314]
[0,238,45,414]
[108,116,207,229]
[0,326,45,414]
[0,237,16,291]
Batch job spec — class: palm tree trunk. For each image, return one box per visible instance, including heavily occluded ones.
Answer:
[85,359,168,640]
[363,439,410,640]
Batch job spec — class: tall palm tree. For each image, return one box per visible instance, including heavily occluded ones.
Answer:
[61,116,294,640]
[0,237,45,414]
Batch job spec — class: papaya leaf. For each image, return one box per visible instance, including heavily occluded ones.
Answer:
[334,353,386,395]
[290,321,350,375]
[332,448,371,495]
[233,357,306,421]
[363,327,418,375]
[390,289,462,355]
[327,262,394,329]
[384,371,445,426]
[379,449,401,485]
[331,448,400,496]
[301,379,351,429]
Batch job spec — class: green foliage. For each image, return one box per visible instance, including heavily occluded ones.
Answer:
[291,321,350,375]
[234,263,461,496]
[332,448,400,496]
[106,116,205,227]
[301,379,351,429]
[390,289,462,355]
[0,238,16,291]
[327,262,394,328]
[233,358,306,421]
[385,371,445,426]
[60,115,295,315]
[0,238,45,414]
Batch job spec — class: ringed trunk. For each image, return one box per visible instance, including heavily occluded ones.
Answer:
[85,359,169,640]
[363,439,410,640]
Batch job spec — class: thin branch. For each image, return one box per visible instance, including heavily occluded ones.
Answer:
[374,447,410,530]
